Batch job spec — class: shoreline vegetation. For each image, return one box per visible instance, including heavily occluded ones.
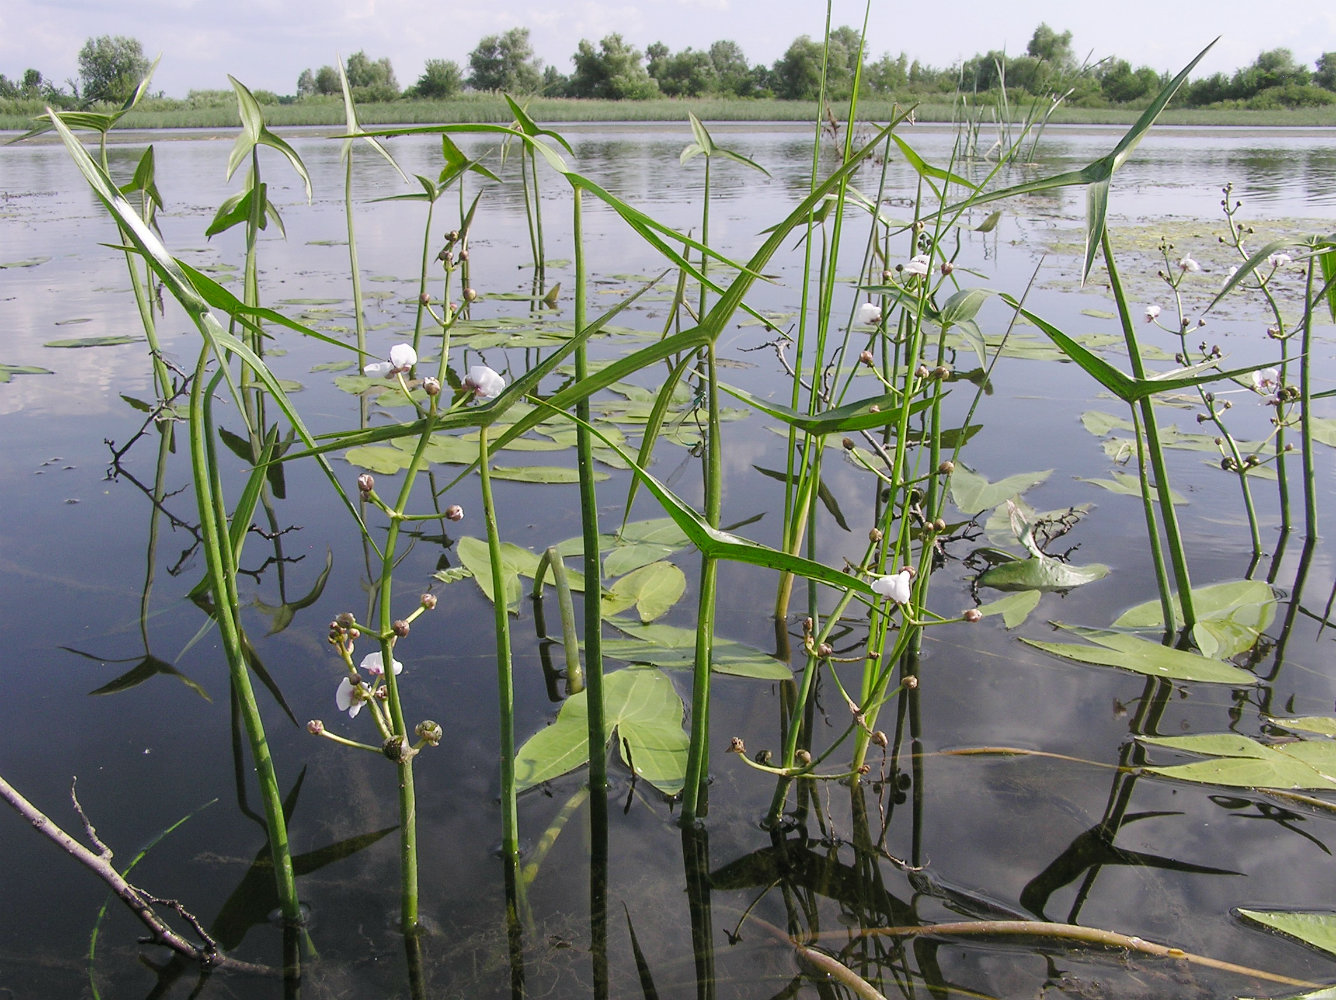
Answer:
[6,96,1336,135]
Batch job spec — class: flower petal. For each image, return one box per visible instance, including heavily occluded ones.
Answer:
[360,651,404,676]
[856,302,882,326]
[363,361,392,377]
[336,677,363,718]
[871,570,913,605]
[389,343,418,369]
[466,365,506,400]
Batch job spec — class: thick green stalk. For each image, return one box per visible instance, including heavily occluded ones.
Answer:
[681,337,723,823]
[571,188,607,803]
[1300,256,1319,539]
[479,424,519,860]
[189,356,299,922]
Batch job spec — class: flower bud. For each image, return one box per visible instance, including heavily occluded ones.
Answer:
[382,736,412,762]
[307,719,325,735]
[336,612,356,629]
[445,504,464,522]
[842,437,855,450]
[859,350,875,366]
[915,364,930,379]
[728,736,746,754]
[933,517,947,533]
[868,527,883,543]
[963,608,982,623]
[419,291,431,306]
[415,720,443,746]
[858,763,871,775]
[931,365,951,380]
[871,730,888,748]
[422,377,441,397]
[392,619,410,638]
[463,287,478,302]
[794,749,812,766]
[816,642,833,658]
[940,261,954,276]
[904,675,919,689]
[357,473,375,494]
[458,249,470,262]
[755,749,772,764]
[938,460,955,475]
[421,593,437,610]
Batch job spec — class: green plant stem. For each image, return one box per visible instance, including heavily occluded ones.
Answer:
[1103,230,1196,629]
[571,188,607,805]
[478,423,519,861]
[681,338,723,824]
[345,153,368,363]
[1300,256,1318,539]
[189,357,299,923]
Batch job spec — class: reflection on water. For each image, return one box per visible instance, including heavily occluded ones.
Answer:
[1,122,1335,997]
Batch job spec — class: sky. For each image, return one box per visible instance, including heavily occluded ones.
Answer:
[3,0,1334,99]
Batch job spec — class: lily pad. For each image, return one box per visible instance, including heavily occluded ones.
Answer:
[979,554,1108,591]
[950,465,1052,515]
[456,535,539,613]
[515,667,689,794]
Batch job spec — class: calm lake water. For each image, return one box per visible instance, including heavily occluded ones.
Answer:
[2,121,1336,998]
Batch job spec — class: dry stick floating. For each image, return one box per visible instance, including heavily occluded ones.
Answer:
[808,920,1320,990]
[0,773,272,977]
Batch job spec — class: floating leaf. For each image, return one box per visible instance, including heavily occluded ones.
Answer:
[980,555,1108,591]
[0,364,53,383]
[1114,580,1276,659]
[976,590,1041,629]
[491,464,606,484]
[44,335,138,348]
[1028,628,1255,684]
[1237,909,1336,964]
[1079,470,1185,505]
[601,561,686,623]
[456,535,539,613]
[0,256,50,269]
[1140,733,1336,790]
[515,668,688,794]
[343,445,411,474]
[950,465,1052,514]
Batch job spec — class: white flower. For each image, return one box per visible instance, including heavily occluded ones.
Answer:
[363,343,418,377]
[903,255,931,278]
[1251,367,1280,402]
[871,569,913,605]
[1178,256,1201,273]
[465,364,506,400]
[856,301,882,326]
[1267,252,1292,269]
[360,651,404,676]
[1144,304,1161,323]
[336,677,367,718]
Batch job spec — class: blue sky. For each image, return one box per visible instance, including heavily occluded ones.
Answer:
[3,0,1333,98]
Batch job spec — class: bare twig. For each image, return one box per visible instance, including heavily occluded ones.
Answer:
[1,772,273,976]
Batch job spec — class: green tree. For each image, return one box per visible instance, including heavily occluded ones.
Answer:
[296,68,317,97]
[708,40,752,95]
[345,50,399,100]
[468,27,542,93]
[1099,59,1162,103]
[648,45,718,97]
[314,65,341,96]
[865,52,908,94]
[568,34,659,100]
[1316,52,1336,91]
[77,35,150,103]
[411,59,463,99]
[772,35,826,99]
[1025,23,1074,69]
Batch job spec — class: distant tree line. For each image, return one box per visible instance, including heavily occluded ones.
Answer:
[7,27,1336,112]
